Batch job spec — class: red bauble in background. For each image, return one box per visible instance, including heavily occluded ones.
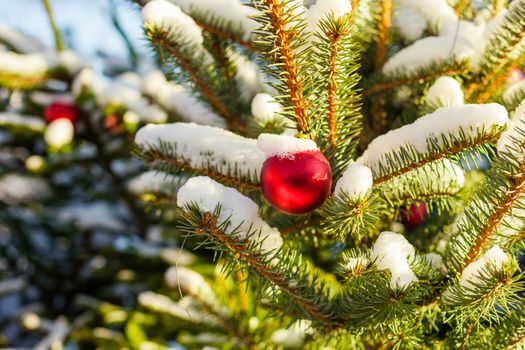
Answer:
[260,150,332,215]
[44,102,78,123]
[508,67,523,84]
[401,202,428,228]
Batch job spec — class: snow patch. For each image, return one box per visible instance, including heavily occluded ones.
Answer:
[426,77,464,107]
[459,246,508,289]
[257,133,318,158]
[334,163,373,199]
[370,231,418,289]
[177,177,282,255]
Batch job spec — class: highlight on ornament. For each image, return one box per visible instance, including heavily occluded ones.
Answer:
[1,0,525,349]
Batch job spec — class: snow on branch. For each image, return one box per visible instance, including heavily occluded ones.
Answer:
[426,76,464,108]
[370,231,418,290]
[498,99,525,158]
[168,0,258,45]
[0,112,46,132]
[142,70,226,128]
[0,50,87,88]
[357,103,508,178]
[0,24,47,53]
[177,176,282,255]
[142,0,211,63]
[382,35,473,76]
[135,122,263,188]
[334,163,373,200]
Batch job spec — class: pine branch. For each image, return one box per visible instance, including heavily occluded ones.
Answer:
[372,129,499,185]
[194,17,259,52]
[137,146,260,194]
[467,1,525,102]
[461,167,525,269]
[148,31,243,131]
[177,205,342,329]
[252,0,312,135]
[363,62,469,97]
[42,0,64,52]
[374,0,392,70]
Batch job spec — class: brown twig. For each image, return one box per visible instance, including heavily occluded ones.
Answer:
[461,171,525,269]
[194,17,259,52]
[143,150,260,193]
[373,132,499,185]
[265,0,310,135]
[363,66,468,97]
[150,35,242,131]
[201,218,341,329]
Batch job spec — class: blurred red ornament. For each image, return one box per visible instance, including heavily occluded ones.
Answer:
[44,102,78,123]
[401,202,428,228]
[260,150,332,215]
[508,67,523,84]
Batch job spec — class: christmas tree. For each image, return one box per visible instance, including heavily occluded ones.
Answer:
[2,0,525,349]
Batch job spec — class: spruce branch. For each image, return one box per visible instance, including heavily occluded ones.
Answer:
[363,61,469,97]
[371,127,499,185]
[313,15,363,174]
[136,144,260,194]
[467,1,525,102]
[148,31,243,131]
[252,0,312,136]
[193,17,259,52]
[177,204,342,329]
[42,0,64,52]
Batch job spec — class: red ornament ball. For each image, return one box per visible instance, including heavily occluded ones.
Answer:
[260,150,332,215]
[401,202,428,228]
[44,102,78,123]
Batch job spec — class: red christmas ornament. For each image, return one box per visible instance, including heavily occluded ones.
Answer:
[508,67,523,84]
[260,150,332,215]
[401,202,428,228]
[44,102,78,123]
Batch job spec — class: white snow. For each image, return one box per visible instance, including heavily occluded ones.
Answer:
[397,0,457,35]
[142,0,211,63]
[439,20,485,47]
[382,35,474,75]
[503,79,525,106]
[0,25,46,53]
[0,174,50,203]
[0,50,86,77]
[471,10,508,70]
[271,320,313,348]
[393,6,428,41]
[370,231,418,289]
[142,70,226,127]
[232,52,264,102]
[30,92,74,106]
[0,113,45,131]
[135,123,264,178]
[357,104,508,173]
[459,245,508,289]
[257,133,318,158]
[72,68,102,97]
[138,292,214,323]
[424,252,443,271]
[346,257,368,270]
[334,163,373,199]
[127,170,185,195]
[177,176,283,255]
[97,82,167,124]
[251,93,287,124]
[165,266,216,302]
[426,77,464,107]
[58,202,125,232]
[305,0,352,35]
[498,99,525,155]
[169,0,258,40]
[44,119,74,148]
